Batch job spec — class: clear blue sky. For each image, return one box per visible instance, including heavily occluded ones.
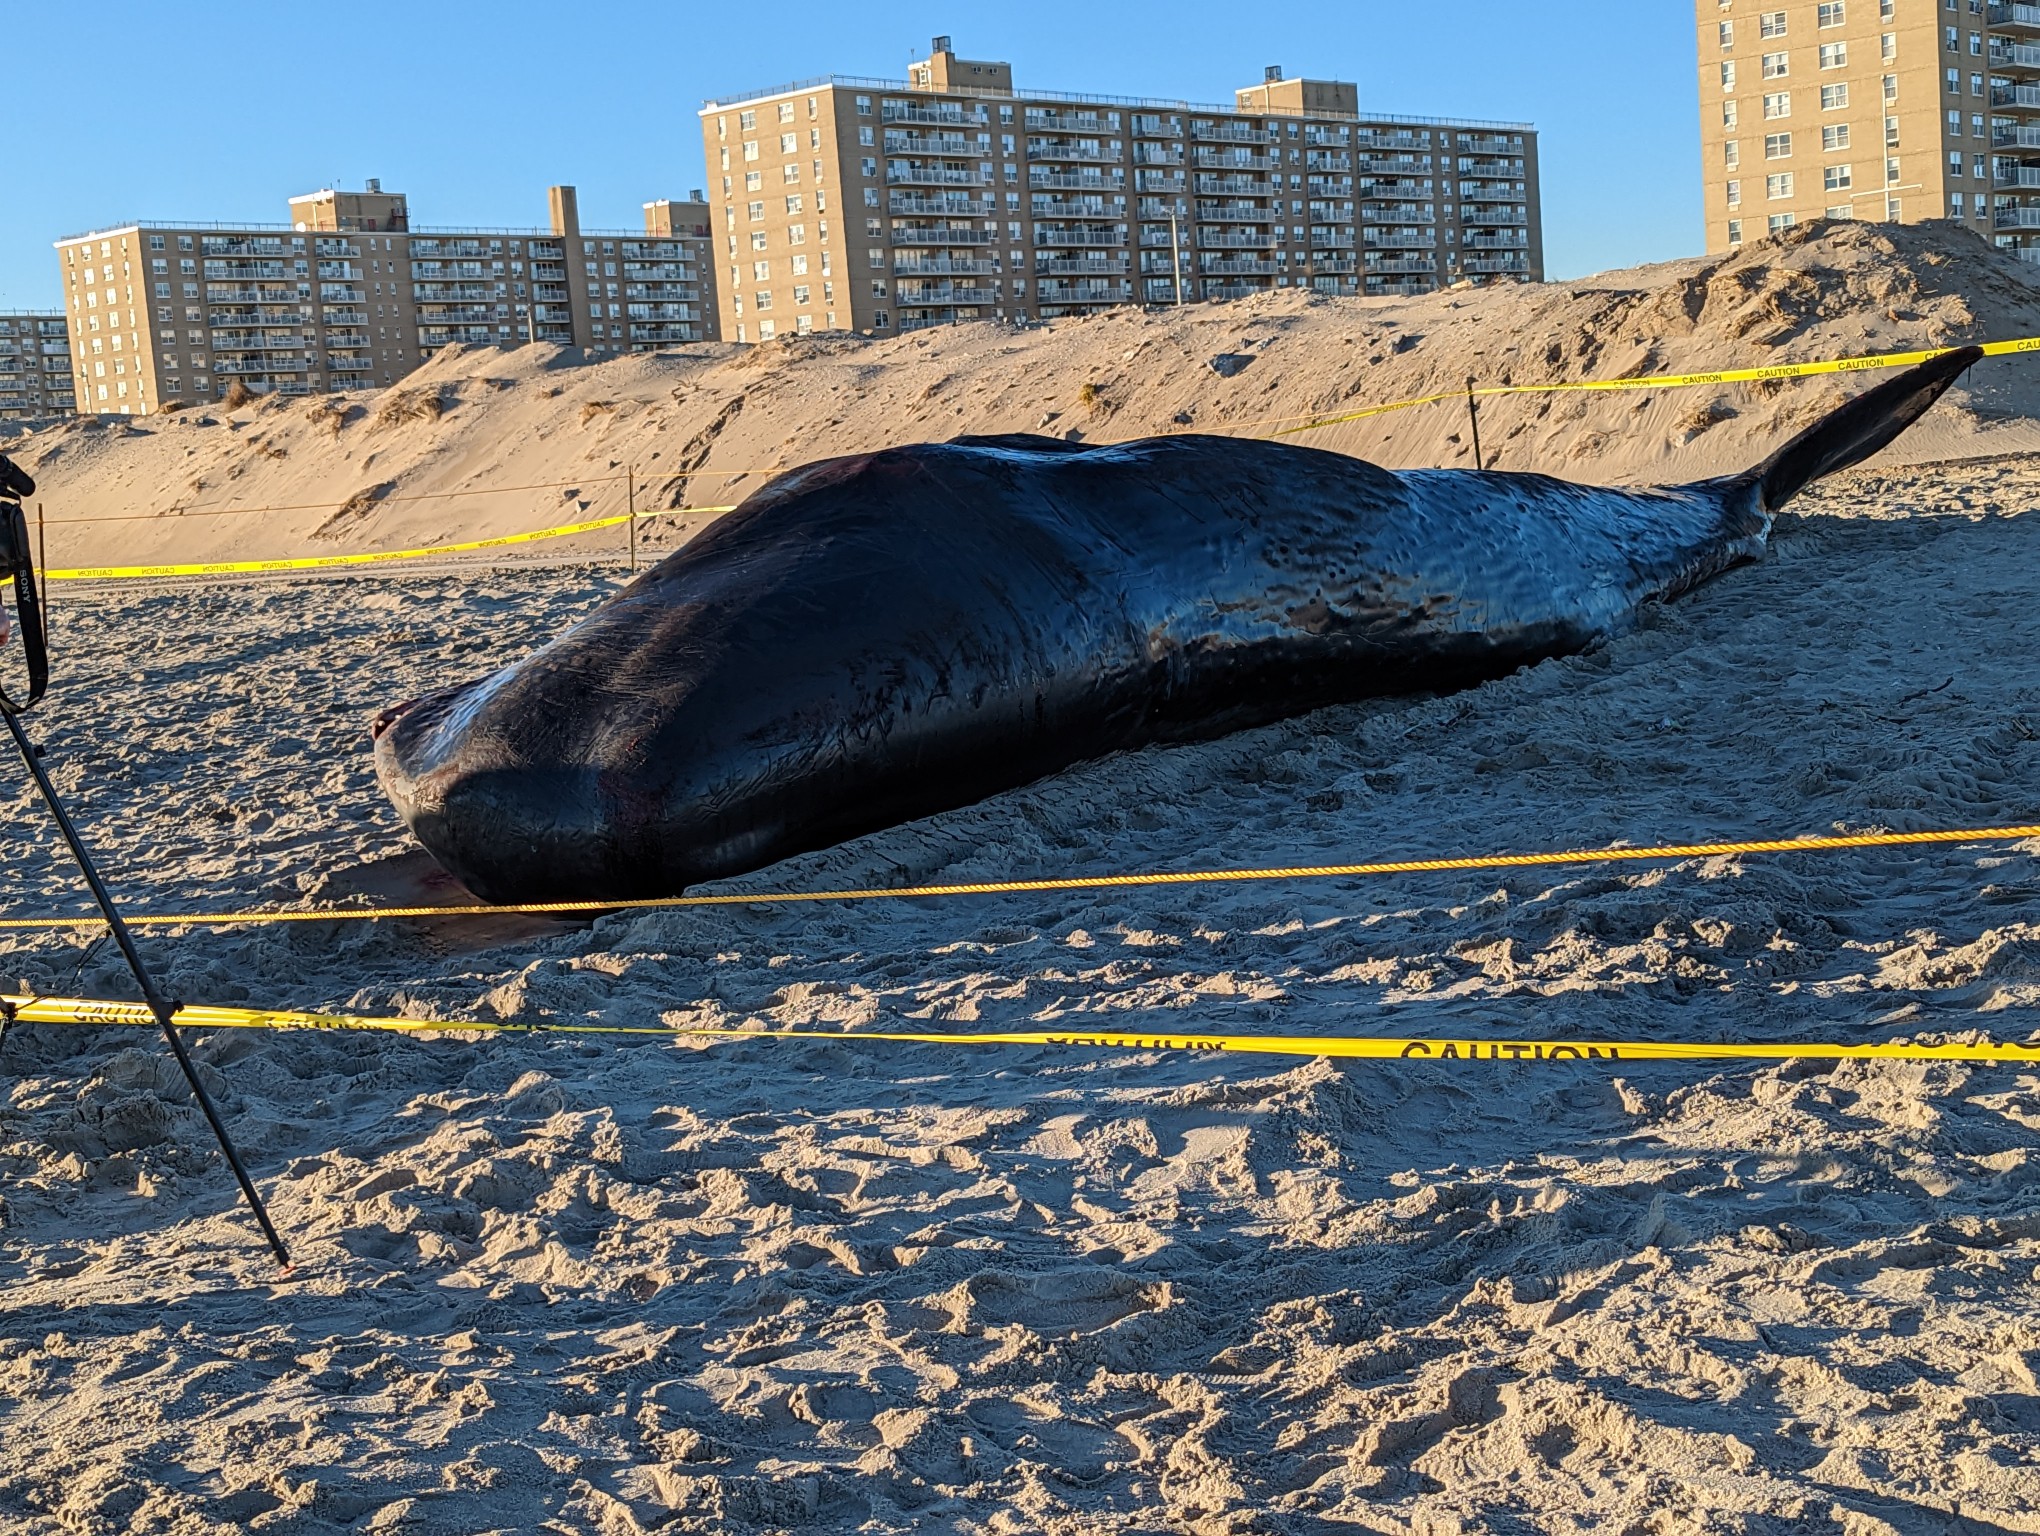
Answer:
[1,0,1699,309]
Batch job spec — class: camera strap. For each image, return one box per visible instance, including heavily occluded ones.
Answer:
[0,500,46,714]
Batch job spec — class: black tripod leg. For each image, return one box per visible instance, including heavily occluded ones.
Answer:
[2,710,290,1270]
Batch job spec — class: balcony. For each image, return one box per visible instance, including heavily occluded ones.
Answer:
[1035,256,1129,275]
[1196,174,1276,197]
[412,239,489,258]
[1308,253,1359,273]
[1991,1,2040,31]
[1306,154,1353,172]
[1138,199,1187,220]
[1131,114,1181,137]
[898,283,995,305]
[1304,129,1354,147]
[417,306,499,323]
[208,330,305,349]
[1998,165,2040,188]
[205,286,299,303]
[1026,140,1118,163]
[204,260,291,280]
[1030,196,1116,219]
[320,309,368,325]
[418,325,499,344]
[1026,108,1109,132]
[1135,171,1186,192]
[1363,230,1438,250]
[411,261,489,278]
[893,256,999,274]
[891,224,996,245]
[1036,280,1129,302]
[1357,154,1430,175]
[1367,277,1437,296]
[1134,147,1185,166]
[1462,207,1531,226]
[208,308,302,326]
[1193,149,1277,171]
[1198,257,1280,275]
[1992,40,2040,71]
[886,166,988,187]
[629,324,703,343]
[324,330,369,346]
[1309,232,1358,249]
[884,133,976,156]
[1993,81,2040,108]
[1362,202,1432,223]
[1201,281,1265,301]
[1355,131,1428,151]
[412,283,495,301]
[1191,122,1272,144]
[532,283,570,301]
[622,263,694,281]
[1196,229,1280,249]
[201,236,289,257]
[625,283,699,302]
[1464,231,1529,248]
[1460,181,1527,200]
[326,355,375,371]
[214,356,308,374]
[883,101,987,126]
[889,194,993,216]
[1996,205,2040,227]
[625,303,698,320]
[1461,254,1531,274]
[1196,202,1281,223]
[1032,226,1126,247]
[1030,170,1121,191]
[1459,158,1526,179]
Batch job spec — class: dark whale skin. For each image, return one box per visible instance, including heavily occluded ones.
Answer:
[372,349,1980,903]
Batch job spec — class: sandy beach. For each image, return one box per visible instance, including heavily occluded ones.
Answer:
[0,221,2038,1530]
[0,444,2037,1530]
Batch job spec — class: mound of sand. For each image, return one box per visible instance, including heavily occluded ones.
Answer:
[10,218,2040,574]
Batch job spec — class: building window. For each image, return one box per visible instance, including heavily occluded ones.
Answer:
[1720,20,1734,46]
[747,201,764,221]
[745,171,762,190]
[780,132,797,154]
[1722,60,1737,90]
[1971,32,1982,56]
[1764,91,1791,119]
[1727,179,1743,206]
[785,194,803,215]
[1827,205,1854,218]
[1760,11,1787,38]
[751,231,768,250]
[744,141,760,162]
[1763,52,1788,79]
[1769,211,1796,232]
[1821,83,1849,109]
[1723,99,1739,129]
[1949,150,1964,176]
[873,309,888,327]
[1728,218,1744,244]
[1950,192,1965,215]
[1823,124,1851,151]
[1765,132,1792,158]
[1945,25,1959,49]
[1972,73,1984,97]
[754,290,772,310]
[1767,171,1794,197]
[1882,32,1897,60]
[1885,196,1901,218]
[1818,42,1847,68]
[855,95,871,115]
[1817,1,1845,24]
[1825,163,1853,190]
[777,101,795,123]
[1726,141,1742,168]
[1887,156,1900,183]
[739,109,757,130]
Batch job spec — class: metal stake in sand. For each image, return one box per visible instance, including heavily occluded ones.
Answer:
[1465,377,1485,472]
[627,465,636,573]
[0,465,289,1269]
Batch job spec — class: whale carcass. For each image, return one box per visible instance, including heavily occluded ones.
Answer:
[372,346,1981,903]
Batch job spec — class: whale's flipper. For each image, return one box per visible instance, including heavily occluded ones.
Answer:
[1746,344,1983,512]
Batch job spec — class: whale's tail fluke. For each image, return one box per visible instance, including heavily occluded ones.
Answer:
[1743,344,1984,513]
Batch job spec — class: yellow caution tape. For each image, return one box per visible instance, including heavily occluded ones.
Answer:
[1271,334,2040,438]
[42,507,738,582]
[4,993,2035,1065]
[2,822,2034,932]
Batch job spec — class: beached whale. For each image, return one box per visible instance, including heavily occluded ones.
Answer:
[373,346,1980,904]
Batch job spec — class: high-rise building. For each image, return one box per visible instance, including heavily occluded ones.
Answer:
[698,38,1543,340]
[53,184,720,416]
[0,313,75,419]
[1695,0,2039,256]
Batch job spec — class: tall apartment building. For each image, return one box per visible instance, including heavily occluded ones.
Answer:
[1696,0,2040,256]
[0,313,75,419]
[699,38,1542,340]
[53,184,720,416]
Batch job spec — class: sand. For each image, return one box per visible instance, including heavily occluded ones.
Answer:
[10,217,2040,578]
[0,223,2039,1530]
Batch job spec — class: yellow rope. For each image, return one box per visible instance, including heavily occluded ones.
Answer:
[3,823,2033,932]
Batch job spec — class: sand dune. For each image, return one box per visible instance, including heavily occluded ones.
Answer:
[7,218,2040,577]
[1,225,2039,1530]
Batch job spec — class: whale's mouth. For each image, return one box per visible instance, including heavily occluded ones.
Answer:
[370,698,418,741]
